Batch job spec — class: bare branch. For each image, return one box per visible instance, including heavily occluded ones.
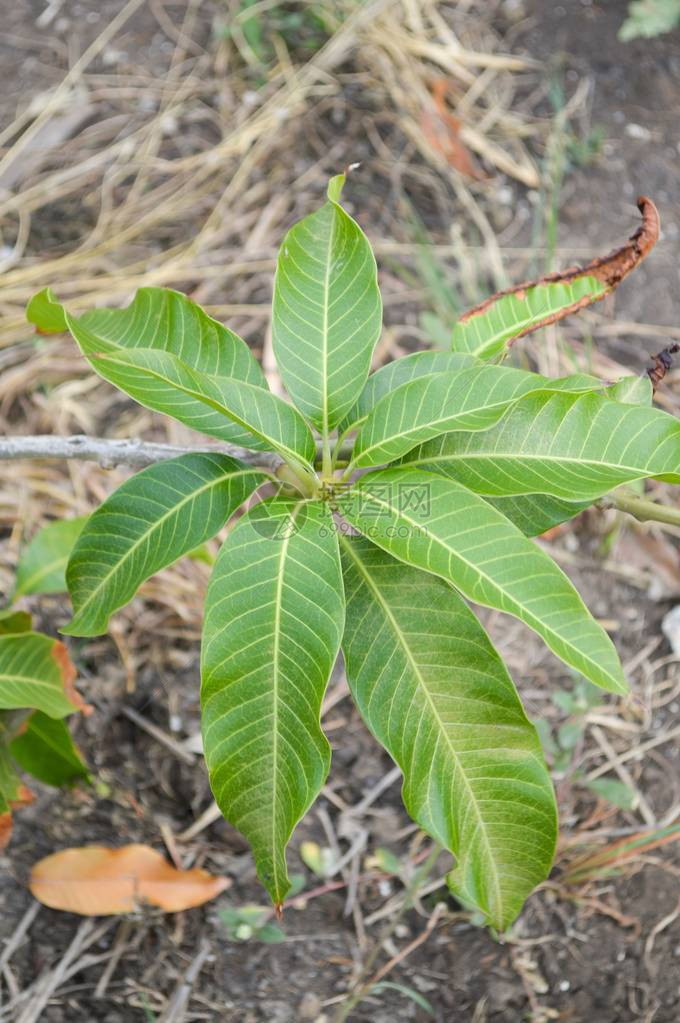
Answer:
[0,435,282,471]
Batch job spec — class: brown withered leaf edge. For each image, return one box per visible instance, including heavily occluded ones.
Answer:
[51,640,92,716]
[458,196,660,346]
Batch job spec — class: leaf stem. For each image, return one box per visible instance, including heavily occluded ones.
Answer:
[331,424,357,472]
[275,461,319,498]
[604,489,680,529]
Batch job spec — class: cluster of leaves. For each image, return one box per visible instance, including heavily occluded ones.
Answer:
[620,0,680,40]
[24,176,678,930]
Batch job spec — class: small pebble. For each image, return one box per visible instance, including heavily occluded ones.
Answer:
[625,123,652,141]
[299,992,322,1020]
[661,606,680,654]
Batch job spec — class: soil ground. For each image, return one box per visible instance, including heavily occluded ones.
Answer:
[0,2,679,1022]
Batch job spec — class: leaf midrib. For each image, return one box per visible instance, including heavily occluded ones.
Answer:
[321,203,337,441]
[339,534,503,923]
[405,450,669,475]
[0,673,62,695]
[270,501,306,904]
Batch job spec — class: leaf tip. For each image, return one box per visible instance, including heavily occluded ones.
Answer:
[636,195,660,257]
[327,163,361,204]
[326,173,346,204]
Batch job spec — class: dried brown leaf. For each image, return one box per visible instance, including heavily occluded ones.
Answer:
[420,79,488,181]
[30,844,230,915]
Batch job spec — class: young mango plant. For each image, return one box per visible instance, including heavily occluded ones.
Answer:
[24,178,679,931]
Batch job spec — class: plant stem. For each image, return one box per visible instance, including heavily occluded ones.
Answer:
[0,435,326,480]
[0,435,280,470]
[605,490,680,529]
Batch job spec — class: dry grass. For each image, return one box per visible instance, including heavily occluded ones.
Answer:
[0,0,541,347]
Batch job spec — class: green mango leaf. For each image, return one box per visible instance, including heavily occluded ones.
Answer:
[13,517,88,600]
[401,389,680,502]
[608,374,653,405]
[349,366,604,470]
[64,453,267,637]
[336,350,477,437]
[0,633,88,718]
[336,468,626,694]
[92,349,316,473]
[272,174,382,433]
[452,197,659,360]
[483,494,590,537]
[202,498,344,906]
[25,287,67,333]
[10,711,89,787]
[27,287,269,450]
[0,611,33,635]
[340,536,556,930]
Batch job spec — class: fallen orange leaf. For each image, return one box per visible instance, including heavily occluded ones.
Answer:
[420,78,487,181]
[29,844,230,915]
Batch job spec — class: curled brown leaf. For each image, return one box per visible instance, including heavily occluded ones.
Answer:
[581,196,660,287]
